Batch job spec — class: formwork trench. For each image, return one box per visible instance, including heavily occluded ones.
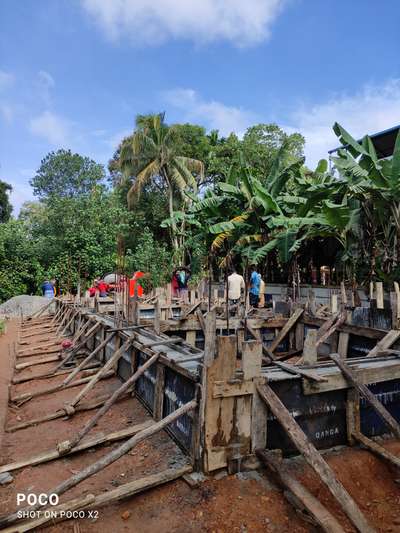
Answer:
[0,297,399,532]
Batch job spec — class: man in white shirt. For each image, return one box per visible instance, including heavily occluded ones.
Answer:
[228,269,245,304]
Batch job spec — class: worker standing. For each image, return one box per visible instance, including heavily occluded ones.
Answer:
[249,265,261,308]
[41,279,55,299]
[227,268,245,306]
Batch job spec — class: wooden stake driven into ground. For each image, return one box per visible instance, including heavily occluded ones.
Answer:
[256,450,344,533]
[268,308,303,353]
[256,383,376,533]
[0,400,197,528]
[67,336,135,408]
[58,351,161,454]
[330,353,400,439]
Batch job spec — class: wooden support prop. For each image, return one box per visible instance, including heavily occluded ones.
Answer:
[0,401,197,528]
[376,282,384,309]
[68,336,135,408]
[195,309,206,332]
[62,331,116,386]
[273,360,327,382]
[330,353,400,438]
[337,332,349,358]
[5,387,122,432]
[154,297,161,335]
[243,320,275,360]
[316,312,346,347]
[50,306,63,325]
[352,432,400,468]
[10,371,114,404]
[20,328,59,340]
[15,354,61,371]
[1,466,192,533]
[269,308,303,353]
[0,420,154,474]
[59,351,161,454]
[256,383,375,533]
[56,307,73,334]
[17,346,62,358]
[181,300,202,320]
[366,329,400,358]
[256,450,344,533]
[60,309,79,336]
[346,389,360,446]
[12,363,101,384]
[52,322,101,373]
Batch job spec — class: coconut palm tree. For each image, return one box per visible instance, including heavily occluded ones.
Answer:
[119,113,204,258]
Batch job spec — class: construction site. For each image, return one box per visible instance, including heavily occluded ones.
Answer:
[0,280,399,533]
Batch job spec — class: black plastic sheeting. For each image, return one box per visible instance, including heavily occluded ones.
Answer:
[361,379,400,437]
[266,377,400,455]
[266,380,347,454]
[163,368,196,452]
[133,351,196,453]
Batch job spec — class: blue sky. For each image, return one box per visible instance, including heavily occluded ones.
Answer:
[1,0,400,212]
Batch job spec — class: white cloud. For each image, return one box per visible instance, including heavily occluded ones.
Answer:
[81,0,285,47]
[288,79,400,168]
[164,88,256,136]
[0,70,15,91]
[29,111,71,145]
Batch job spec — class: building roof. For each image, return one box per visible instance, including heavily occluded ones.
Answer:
[328,124,400,159]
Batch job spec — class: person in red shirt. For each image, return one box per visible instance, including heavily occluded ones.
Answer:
[97,280,108,297]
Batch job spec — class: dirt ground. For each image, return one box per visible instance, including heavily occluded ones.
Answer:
[0,319,399,533]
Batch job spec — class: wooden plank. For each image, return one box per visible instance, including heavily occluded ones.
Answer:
[242,340,262,380]
[5,390,123,432]
[330,353,400,439]
[269,308,303,353]
[295,322,304,351]
[337,332,349,358]
[256,383,375,533]
[304,359,400,395]
[366,329,400,358]
[352,432,400,468]
[302,329,317,364]
[69,337,134,408]
[15,354,60,370]
[204,335,236,471]
[195,309,206,332]
[0,420,154,474]
[251,377,268,452]
[212,380,254,398]
[257,450,344,533]
[10,371,114,403]
[346,389,360,446]
[153,364,166,421]
[376,282,384,309]
[273,361,327,383]
[316,313,346,347]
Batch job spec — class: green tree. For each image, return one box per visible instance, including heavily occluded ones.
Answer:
[30,149,105,200]
[0,179,12,222]
[119,113,204,259]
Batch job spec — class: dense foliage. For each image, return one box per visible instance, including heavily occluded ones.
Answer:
[1,114,399,304]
